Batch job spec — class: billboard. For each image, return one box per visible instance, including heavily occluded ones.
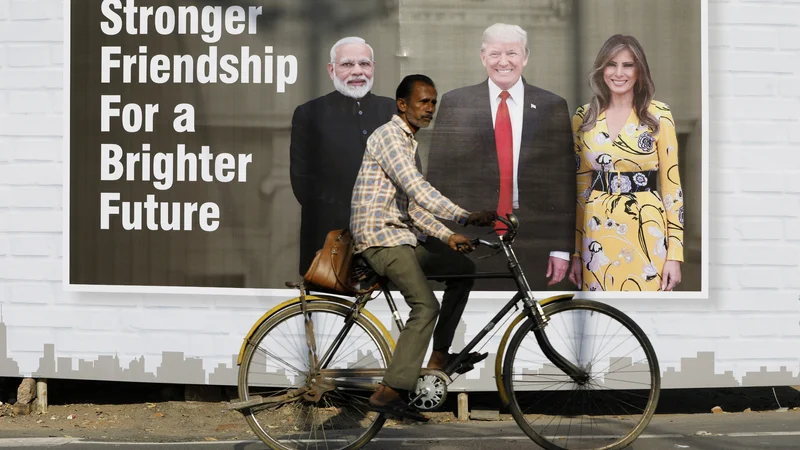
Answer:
[66,0,706,297]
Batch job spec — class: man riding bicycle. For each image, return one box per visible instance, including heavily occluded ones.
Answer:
[350,74,497,421]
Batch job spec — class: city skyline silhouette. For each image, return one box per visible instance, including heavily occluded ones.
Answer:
[0,311,798,388]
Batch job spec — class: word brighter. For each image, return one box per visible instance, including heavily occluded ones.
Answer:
[101,143,252,191]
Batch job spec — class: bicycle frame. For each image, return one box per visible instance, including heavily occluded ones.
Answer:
[234,215,660,450]
[312,223,587,389]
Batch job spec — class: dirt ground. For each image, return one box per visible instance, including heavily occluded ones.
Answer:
[0,380,798,443]
[0,401,462,442]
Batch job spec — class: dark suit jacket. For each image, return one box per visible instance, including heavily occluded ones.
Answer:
[426,79,575,290]
[290,91,396,275]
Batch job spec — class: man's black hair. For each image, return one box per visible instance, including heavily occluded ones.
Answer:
[395,74,436,104]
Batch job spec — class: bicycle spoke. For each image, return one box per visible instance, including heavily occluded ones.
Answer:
[255,346,307,377]
[505,300,659,449]
[590,352,650,377]
[285,317,309,373]
[318,401,329,450]
[328,335,378,369]
[239,302,388,450]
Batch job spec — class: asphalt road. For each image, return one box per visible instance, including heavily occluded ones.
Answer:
[0,411,798,449]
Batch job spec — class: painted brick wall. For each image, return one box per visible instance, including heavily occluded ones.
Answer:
[0,1,71,376]
[0,0,799,387]
[701,0,800,381]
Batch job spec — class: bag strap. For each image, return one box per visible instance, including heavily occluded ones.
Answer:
[329,231,380,296]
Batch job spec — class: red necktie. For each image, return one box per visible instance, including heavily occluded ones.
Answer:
[495,90,513,235]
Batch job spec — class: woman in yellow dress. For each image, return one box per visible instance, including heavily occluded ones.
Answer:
[568,35,683,292]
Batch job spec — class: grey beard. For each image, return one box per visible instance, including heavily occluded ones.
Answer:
[333,76,373,99]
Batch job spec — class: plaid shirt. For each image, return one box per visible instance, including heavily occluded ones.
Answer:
[350,115,470,253]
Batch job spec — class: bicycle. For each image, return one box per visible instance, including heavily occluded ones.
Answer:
[231,214,660,450]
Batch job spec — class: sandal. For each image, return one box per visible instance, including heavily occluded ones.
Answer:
[428,351,489,375]
[368,398,429,422]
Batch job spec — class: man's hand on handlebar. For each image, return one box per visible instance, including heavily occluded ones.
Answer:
[466,210,498,227]
[448,233,475,254]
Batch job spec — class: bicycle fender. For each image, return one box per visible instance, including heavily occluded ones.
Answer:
[494,293,575,406]
[236,295,395,365]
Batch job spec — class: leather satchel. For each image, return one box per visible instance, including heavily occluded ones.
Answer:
[303,229,358,294]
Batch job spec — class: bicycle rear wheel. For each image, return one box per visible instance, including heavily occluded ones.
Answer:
[238,300,392,450]
[503,299,660,450]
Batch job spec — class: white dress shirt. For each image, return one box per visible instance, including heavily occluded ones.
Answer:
[488,78,570,262]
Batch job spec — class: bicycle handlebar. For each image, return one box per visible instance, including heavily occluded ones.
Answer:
[470,237,500,249]
[469,213,519,250]
[497,214,517,231]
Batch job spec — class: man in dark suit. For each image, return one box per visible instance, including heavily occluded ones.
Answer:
[290,37,396,275]
[427,23,576,290]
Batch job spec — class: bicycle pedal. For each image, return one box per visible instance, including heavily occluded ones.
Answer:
[408,389,428,404]
[454,362,475,375]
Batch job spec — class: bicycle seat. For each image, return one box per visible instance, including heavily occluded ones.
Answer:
[351,255,378,283]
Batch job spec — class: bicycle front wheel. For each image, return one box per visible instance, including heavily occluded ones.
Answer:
[238,300,392,450]
[503,299,660,450]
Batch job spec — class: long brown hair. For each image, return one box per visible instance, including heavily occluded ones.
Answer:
[580,35,659,134]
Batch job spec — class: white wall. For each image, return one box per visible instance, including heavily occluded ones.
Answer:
[0,0,799,388]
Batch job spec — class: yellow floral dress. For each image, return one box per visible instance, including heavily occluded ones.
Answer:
[573,100,684,291]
